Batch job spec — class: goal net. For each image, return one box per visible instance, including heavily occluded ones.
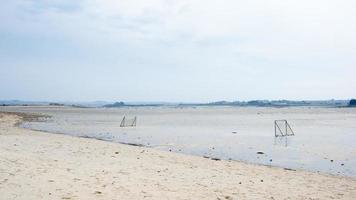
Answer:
[274,120,294,137]
[120,116,137,127]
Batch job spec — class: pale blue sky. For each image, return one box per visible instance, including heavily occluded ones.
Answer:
[1,0,356,102]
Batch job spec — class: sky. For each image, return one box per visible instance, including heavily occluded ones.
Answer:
[1,0,356,102]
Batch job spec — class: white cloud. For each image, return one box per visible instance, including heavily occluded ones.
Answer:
[4,0,356,47]
[1,0,356,100]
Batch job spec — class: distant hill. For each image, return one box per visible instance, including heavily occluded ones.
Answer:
[204,100,349,107]
[104,102,126,108]
[0,100,49,106]
[180,100,350,107]
[0,99,352,108]
[103,101,162,108]
[0,100,112,107]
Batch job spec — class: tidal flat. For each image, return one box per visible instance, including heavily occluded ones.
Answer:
[2,106,356,177]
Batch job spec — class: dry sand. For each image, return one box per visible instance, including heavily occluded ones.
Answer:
[0,112,355,200]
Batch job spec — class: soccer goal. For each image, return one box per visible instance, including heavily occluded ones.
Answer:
[120,116,137,127]
[274,120,294,137]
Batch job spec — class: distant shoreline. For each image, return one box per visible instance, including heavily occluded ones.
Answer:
[1,99,354,109]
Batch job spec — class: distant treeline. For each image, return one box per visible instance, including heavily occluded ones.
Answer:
[178,100,351,107]
[1,99,356,108]
[103,102,125,107]
[103,102,161,108]
[350,99,356,107]
[104,99,354,108]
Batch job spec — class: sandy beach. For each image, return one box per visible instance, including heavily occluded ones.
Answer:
[1,112,356,200]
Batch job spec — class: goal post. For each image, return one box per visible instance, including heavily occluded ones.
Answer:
[120,116,137,127]
[274,120,294,137]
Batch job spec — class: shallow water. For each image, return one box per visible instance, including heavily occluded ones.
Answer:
[2,106,356,177]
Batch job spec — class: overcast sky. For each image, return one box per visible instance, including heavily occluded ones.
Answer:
[1,0,356,102]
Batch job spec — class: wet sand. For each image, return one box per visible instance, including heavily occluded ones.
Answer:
[3,106,356,177]
[0,112,356,199]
